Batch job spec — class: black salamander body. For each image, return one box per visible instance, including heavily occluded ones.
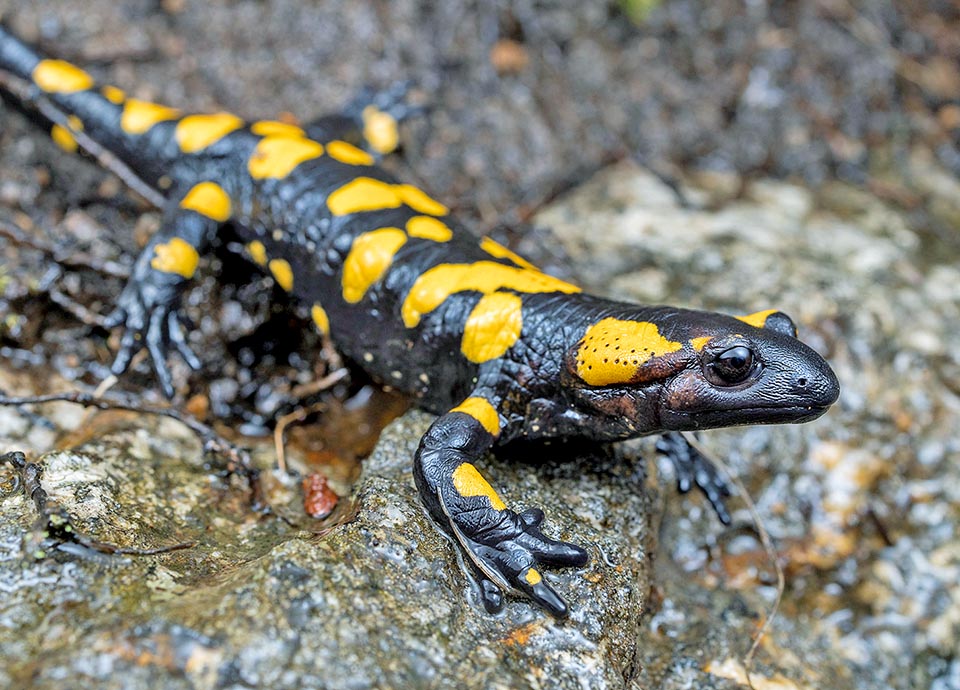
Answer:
[0,26,840,616]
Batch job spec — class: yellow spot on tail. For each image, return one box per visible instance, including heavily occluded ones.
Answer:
[326,140,375,166]
[246,240,267,266]
[461,292,523,363]
[480,237,537,270]
[101,85,126,104]
[250,120,305,137]
[575,318,683,386]
[268,259,294,292]
[406,216,452,242]
[327,177,448,217]
[362,105,400,154]
[32,60,94,93]
[121,99,181,135]
[690,336,712,352]
[401,261,579,328]
[179,182,232,222]
[248,136,324,179]
[523,568,542,586]
[452,462,506,510]
[175,113,244,153]
[51,115,83,153]
[151,238,199,279]
[451,397,501,436]
[736,308,780,329]
[341,228,407,303]
[311,304,330,335]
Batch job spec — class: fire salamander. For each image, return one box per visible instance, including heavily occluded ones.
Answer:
[0,25,839,617]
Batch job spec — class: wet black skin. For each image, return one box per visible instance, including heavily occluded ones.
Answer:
[0,24,841,618]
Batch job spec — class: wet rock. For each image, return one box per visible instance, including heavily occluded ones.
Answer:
[0,409,658,689]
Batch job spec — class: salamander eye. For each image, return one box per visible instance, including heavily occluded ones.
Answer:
[705,346,756,385]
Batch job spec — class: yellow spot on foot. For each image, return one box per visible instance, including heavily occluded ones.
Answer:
[401,261,579,328]
[151,238,199,279]
[175,113,244,153]
[480,237,537,270]
[246,240,267,266]
[406,216,452,242]
[523,568,542,586]
[362,105,400,155]
[690,336,712,352]
[451,462,506,510]
[311,304,330,335]
[179,181,232,222]
[736,308,780,329]
[248,136,324,179]
[250,120,305,137]
[121,99,181,135]
[461,292,523,363]
[268,258,294,292]
[51,115,83,153]
[341,228,407,303]
[326,140,375,166]
[451,397,501,437]
[32,60,93,93]
[101,85,126,104]
[575,318,683,386]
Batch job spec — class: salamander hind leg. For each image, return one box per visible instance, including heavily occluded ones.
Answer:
[304,80,424,158]
[414,397,589,617]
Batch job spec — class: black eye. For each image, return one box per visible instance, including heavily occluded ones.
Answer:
[707,346,756,385]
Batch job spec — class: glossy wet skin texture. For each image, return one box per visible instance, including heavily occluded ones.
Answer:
[0,25,839,617]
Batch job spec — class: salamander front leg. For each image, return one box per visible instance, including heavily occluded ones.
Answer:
[414,397,589,617]
[104,185,225,396]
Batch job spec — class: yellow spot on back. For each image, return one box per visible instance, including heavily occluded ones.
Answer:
[362,105,400,155]
[248,136,324,179]
[401,261,579,328]
[311,304,330,335]
[101,85,126,104]
[151,238,199,279]
[341,228,408,303]
[121,99,181,135]
[51,115,83,153]
[575,318,683,386]
[175,113,244,153]
[250,120,305,137]
[180,181,232,222]
[32,60,94,93]
[452,462,506,510]
[268,258,294,292]
[326,140,375,166]
[406,216,452,242]
[327,178,449,217]
[396,185,448,216]
[523,568,542,586]
[736,308,780,329]
[479,237,538,270]
[461,292,523,363]
[690,336,712,352]
[246,240,268,266]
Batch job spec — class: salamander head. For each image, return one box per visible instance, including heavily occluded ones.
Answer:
[562,308,840,439]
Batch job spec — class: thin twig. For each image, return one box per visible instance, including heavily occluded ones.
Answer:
[0,215,130,279]
[272,367,348,472]
[681,432,784,690]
